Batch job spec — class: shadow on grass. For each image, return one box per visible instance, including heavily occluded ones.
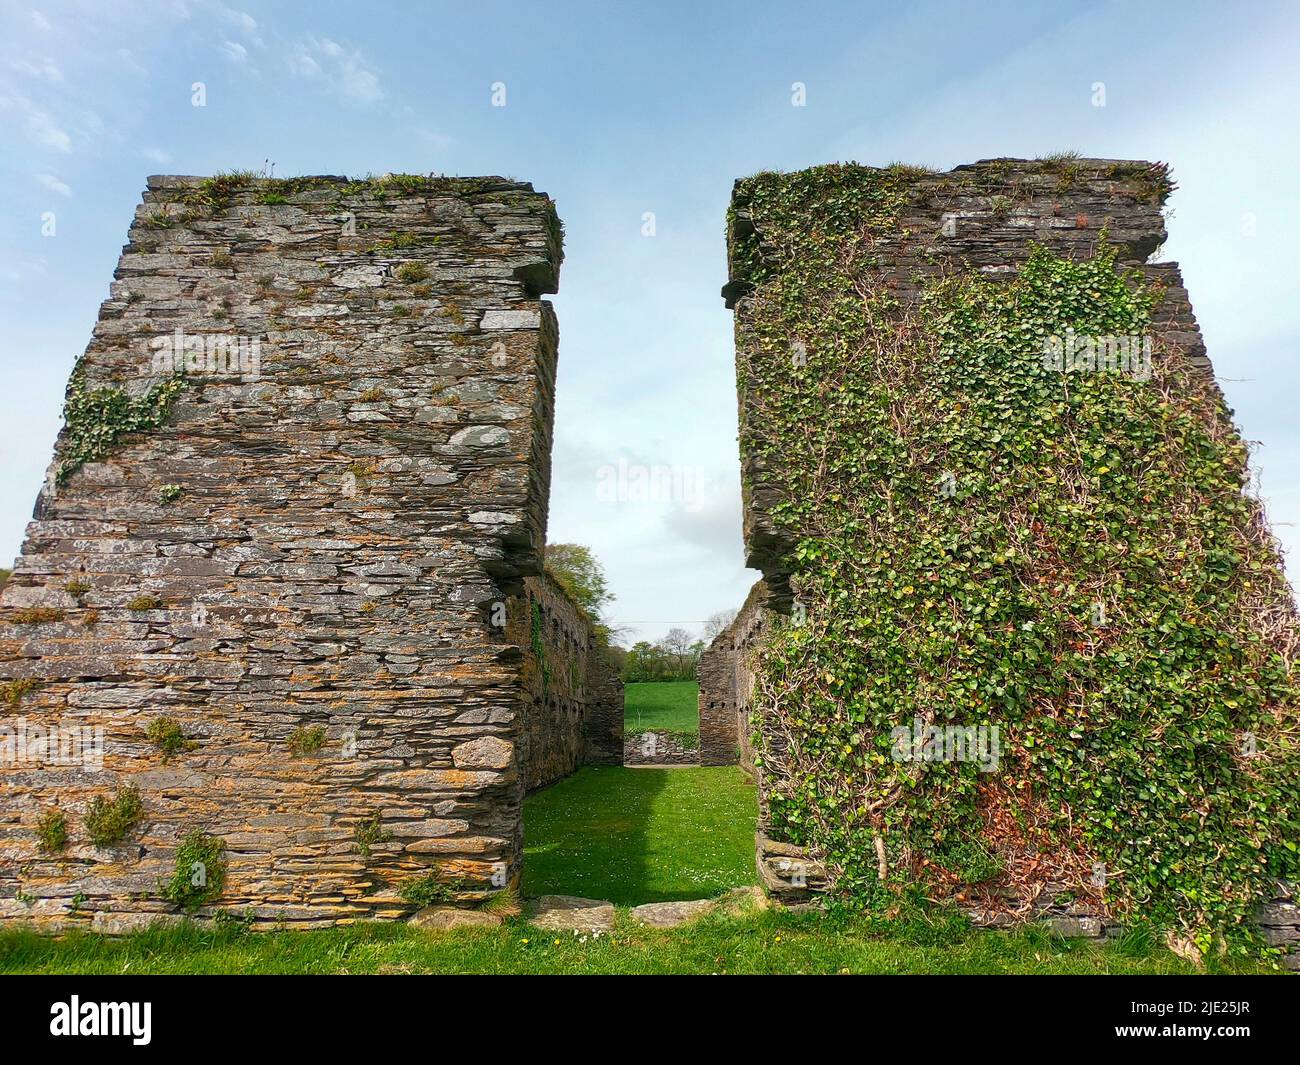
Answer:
[522,765,756,905]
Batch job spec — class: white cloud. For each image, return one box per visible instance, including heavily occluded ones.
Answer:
[0,94,71,152]
[141,146,173,164]
[212,3,262,45]
[287,35,383,102]
[34,172,71,197]
[0,254,49,285]
[413,126,453,150]
[8,57,63,82]
[220,39,248,64]
[115,48,149,77]
[30,10,51,31]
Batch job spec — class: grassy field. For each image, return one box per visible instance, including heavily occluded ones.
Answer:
[0,906,1279,975]
[523,765,756,903]
[624,680,699,735]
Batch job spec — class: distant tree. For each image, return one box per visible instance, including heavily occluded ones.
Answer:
[602,642,629,676]
[703,608,737,642]
[660,627,695,677]
[544,543,614,642]
[624,640,668,682]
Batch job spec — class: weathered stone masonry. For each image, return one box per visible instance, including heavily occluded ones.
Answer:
[0,173,620,929]
[700,158,1300,959]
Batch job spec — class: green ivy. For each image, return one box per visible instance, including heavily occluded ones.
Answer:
[734,163,1298,951]
[531,601,552,693]
[58,371,186,484]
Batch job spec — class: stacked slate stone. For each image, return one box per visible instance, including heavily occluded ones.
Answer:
[0,173,619,930]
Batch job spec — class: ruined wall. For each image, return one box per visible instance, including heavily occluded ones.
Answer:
[698,580,767,769]
[512,572,622,792]
[715,159,1300,960]
[724,158,1200,606]
[0,172,617,930]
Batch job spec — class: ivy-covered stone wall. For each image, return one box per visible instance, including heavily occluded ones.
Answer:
[716,158,1299,963]
[0,172,618,929]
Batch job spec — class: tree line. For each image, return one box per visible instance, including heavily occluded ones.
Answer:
[542,543,736,683]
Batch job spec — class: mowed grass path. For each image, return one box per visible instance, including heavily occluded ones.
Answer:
[624,681,699,736]
[523,766,756,904]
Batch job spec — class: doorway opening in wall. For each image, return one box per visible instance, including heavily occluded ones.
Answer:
[521,679,758,906]
[516,545,760,906]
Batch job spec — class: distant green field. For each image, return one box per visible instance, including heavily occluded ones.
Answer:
[624,680,698,736]
[523,765,756,903]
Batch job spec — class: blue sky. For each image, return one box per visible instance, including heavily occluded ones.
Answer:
[1,0,1297,644]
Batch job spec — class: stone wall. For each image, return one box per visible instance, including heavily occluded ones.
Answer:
[513,572,622,792]
[0,173,618,929]
[698,580,769,771]
[724,158,1203,611]
[623,730,699,766]
[713,159,1300,958]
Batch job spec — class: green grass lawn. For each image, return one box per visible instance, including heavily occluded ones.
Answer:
[624,680,699,735]
[0,907,1280,975]
[4,763,1284,974]
[523,765,755,903]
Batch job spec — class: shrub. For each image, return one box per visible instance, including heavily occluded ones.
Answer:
[84,785,143,846]
[126,595,162,612]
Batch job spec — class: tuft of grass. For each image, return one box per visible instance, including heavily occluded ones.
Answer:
[36,809,67,853]
[10,607,64,624]
[146,717,196,760]
[126,595,162,612]
[1037,149,1082,164]
[158,831,226,913]
[84,786,143,847]
[287,725,327,757]
[395,262,430,283]
[157,484,183,505]
[2,678,40,706]
[479,885,523,918]
[64,579,92,602]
